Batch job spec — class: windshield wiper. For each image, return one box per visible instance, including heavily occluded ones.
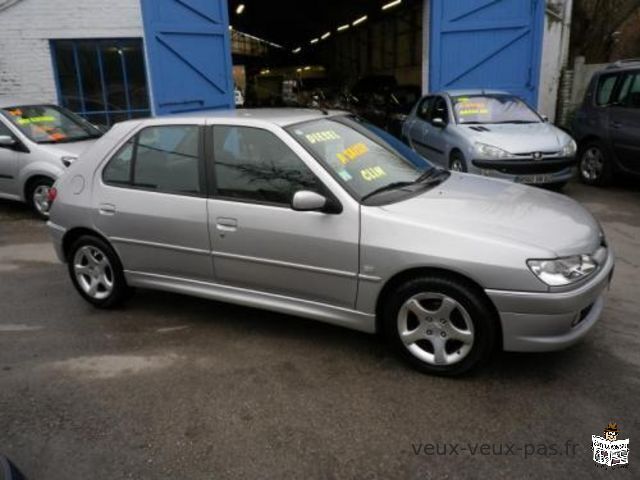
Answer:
[361,181,416,201]
[492,120,539,124]
[361,168,447,201]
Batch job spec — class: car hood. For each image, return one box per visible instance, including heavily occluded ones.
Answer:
[379,173,601,257]
[461,122,571,154]
[42,138,98,157]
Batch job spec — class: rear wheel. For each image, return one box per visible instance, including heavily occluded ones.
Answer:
[67,235,131,308]
[579,140,613,186]
[449,150,467,172]
[26,176,54,220]
[382,275,497,376]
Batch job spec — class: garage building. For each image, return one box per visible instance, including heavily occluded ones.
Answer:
[0,0,572,126]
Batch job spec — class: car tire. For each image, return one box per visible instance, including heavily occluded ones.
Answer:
[382,275,497,376]
[26,176,54,220]
[449,150,468,172]
[578,140,613,186]
[67,235,131,309]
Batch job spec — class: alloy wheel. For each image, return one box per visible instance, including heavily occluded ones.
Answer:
[581,147,604,181]
[397,292,475,366]
[32,184,51,217]
[73,245,114,300]
[450,159,465,172]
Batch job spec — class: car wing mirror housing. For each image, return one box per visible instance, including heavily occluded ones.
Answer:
[0,135,17,148]
[431,117,446,128]
[291,190,341,214]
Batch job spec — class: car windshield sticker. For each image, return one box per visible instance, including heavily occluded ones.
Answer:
[361,166,386,181]
[337,169,353,181]
[456,102,489,116]
[337,142,368,165]
[16,116,56,125]
[305,130,341,144]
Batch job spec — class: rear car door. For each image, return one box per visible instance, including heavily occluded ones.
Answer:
[95,122,212,280]
[608,70,640,174]
[206,123,359,308]
[0,118,19,196]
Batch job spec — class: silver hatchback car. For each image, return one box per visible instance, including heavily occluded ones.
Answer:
[402,90,577,188]
[47,109,613,375]
[0,100,102,218]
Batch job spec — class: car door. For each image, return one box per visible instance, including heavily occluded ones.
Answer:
[407,96,433,159]
[607,70,640,174]
[0,118,20,196]
[421,95,450,166]
[95,122,212,280]
[206,123,359,308]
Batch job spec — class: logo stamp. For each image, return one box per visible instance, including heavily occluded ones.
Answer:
[592,423,630,468]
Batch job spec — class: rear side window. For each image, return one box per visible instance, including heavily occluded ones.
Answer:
[212,126,321,205]
[596,74,619,106]
[102,125,202,195]
[614,72,640,108]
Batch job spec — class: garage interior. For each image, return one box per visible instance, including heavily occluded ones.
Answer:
[226,0,424,130]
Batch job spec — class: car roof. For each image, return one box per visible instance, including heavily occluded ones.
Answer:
[602,59,640,72]
[132,108,348,127]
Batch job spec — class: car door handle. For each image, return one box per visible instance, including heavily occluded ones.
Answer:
[216,217,237,233]
[98,203,116,215]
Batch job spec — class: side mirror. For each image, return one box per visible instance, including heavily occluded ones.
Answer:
[292,190,327,212]
[431,117,446,128]
[0,135,16,148]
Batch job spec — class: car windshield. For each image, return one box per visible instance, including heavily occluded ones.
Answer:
[1,104,102,144]
[451,95,541,125]
[287,116,445,201]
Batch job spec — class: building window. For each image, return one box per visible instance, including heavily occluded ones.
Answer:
[50,39,151,128]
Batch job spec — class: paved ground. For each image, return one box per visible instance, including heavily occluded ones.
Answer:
[0,181,638,479]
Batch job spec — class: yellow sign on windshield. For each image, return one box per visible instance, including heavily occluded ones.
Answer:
[337,142,368,165]
[16,116,56,125]
[305,130,340,144]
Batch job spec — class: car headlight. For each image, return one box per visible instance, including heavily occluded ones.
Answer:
[60,155,78,167]
[560,139,577,157]
[475,142,511,159]
[527,255,597,286]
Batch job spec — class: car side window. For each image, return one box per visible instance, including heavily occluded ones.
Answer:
[416,97,433,121]
[212,126,322,205]
[430,96,449,123]
[0,118,13,137]
[616,72,640,108]
[596,74,619,106]
[102,125,203,195]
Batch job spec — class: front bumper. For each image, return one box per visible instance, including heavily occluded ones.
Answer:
[486,249,614,352]
[470,156,576,184]
[47,221,67,263]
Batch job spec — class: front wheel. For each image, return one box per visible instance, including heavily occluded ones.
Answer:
[578,141,612,186]
[382,276,497,376]
[26,177,54,220]
[67,235,131,308]
[449,151,467,172]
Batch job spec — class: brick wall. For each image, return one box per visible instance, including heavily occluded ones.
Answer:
[0,0,143,103]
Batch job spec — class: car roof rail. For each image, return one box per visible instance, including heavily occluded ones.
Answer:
[606,58,640,69]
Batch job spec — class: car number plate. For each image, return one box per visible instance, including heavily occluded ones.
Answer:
[516,174,550,184]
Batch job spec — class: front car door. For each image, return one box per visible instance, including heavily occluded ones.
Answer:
[0,117,20,197]
[608,69,640,174]
[421,95,450,166]
[95,121,212,280]
[407,96,434,160]
[206,121,359,309]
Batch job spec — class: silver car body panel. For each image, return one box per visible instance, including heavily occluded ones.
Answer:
[48,109,613,351]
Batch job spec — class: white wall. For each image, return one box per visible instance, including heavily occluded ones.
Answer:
[538,0,572,121]
[0,0,143,103]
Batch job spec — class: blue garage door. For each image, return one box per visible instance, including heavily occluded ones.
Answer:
[140,0,234,115]
[429,0,544,106]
